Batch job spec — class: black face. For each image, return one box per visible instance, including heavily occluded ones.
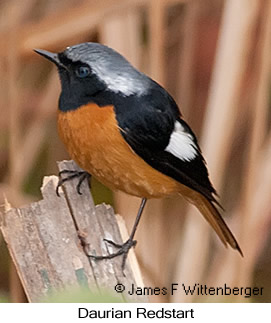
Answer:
[56,53,106,112]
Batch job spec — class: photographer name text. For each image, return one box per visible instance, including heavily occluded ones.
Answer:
[114,283,263,298]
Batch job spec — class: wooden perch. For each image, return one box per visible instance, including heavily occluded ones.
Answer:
[0,160,147,302]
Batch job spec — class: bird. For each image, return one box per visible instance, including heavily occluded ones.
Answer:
[34,42,242,270]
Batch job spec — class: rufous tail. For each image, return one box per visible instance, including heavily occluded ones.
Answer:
[187,191,243,256]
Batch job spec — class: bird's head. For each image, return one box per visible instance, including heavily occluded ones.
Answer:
[34,42,149,111]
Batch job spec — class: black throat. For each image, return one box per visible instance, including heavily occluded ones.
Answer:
[58,70,108,112]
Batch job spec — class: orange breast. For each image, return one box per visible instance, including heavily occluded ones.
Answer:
[57,103,181,198]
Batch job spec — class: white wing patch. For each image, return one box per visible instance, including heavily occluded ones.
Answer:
[165,121,198,161]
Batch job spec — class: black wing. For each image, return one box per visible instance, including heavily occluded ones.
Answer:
[114,84,218,204]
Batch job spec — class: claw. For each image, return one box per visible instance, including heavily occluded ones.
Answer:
[88,238,137,272]
[87,198,147,273]
[56,170,91,196]
[103,238,123,248]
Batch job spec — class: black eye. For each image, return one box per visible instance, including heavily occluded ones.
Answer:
[75,66,90,78]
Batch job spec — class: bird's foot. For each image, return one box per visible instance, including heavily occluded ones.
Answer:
[88,238,137,272]
[56,169,91,196]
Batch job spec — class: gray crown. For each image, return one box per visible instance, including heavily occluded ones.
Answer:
[64,42,150,96]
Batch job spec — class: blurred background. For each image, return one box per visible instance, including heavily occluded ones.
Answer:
[0,0,271,303]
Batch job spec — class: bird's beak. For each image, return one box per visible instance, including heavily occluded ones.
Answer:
[34,49,61,67]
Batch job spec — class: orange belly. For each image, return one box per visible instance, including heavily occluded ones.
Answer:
[57,103,181,198]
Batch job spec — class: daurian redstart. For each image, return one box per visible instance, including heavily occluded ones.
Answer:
[35,43,242,270]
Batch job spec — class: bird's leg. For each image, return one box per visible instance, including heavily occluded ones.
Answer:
[56,169,91,196]
[88,198,147,272]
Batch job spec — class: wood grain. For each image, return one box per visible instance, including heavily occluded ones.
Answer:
[0,160,147,302]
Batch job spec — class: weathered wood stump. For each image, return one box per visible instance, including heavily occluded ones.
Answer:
[0,160,147,302]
